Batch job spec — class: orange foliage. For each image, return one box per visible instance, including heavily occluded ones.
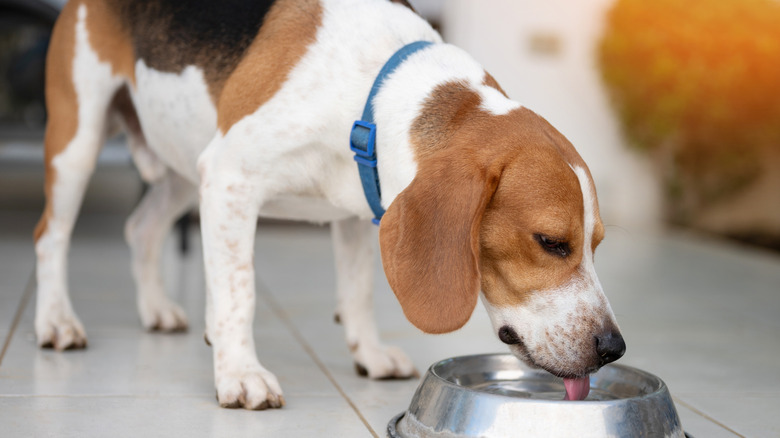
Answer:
[599,0,780,214]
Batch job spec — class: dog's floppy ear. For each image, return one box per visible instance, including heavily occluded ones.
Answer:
[379,154,497,334]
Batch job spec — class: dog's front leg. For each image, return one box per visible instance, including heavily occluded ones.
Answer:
[198,151,283,410]
[332,217,417,379]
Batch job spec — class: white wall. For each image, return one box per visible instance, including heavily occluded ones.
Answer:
[425,0,661,230]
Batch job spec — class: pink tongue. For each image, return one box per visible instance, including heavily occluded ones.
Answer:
[563,377,590,401]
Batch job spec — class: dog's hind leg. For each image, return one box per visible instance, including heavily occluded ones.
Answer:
[124,172,196,331]
[331,217,417,379]
[33,3,124,350]
[110,86,196,332]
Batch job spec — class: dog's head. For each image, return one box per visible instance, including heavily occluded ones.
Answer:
[379,97,624,382]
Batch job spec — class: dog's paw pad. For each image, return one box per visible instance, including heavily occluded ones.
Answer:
[140,298,188,332]
[216,366,285,410]
[353,344,418,380]
[354,361,369,377]
[36,317,88,351]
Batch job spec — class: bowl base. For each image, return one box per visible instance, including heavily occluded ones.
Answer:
[387,411,695,438]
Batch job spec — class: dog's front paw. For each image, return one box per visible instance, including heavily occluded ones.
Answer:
[35,310,87,351]
[354,344,418,379]
[216,363,285,410]
[138,296,188,332]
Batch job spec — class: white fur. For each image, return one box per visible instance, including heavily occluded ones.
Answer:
[132,62,217,184]
[575,165,597,266]
[572,164,619,337]
[481,165,619,375]
[479,86,522,115]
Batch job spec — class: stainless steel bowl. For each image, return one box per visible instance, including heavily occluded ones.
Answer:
[388,353,689,438]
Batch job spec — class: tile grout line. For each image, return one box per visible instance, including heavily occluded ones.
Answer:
[256,279,380,438]
[0,270,34,368]
[673,396,746,438]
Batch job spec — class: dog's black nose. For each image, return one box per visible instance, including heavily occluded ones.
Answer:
[498,325,521,345]
[595,331,626,365]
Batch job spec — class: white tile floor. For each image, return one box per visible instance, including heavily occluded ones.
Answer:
[1,211,779,437]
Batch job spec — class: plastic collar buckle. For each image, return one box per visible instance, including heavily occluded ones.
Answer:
[350,120,378,167]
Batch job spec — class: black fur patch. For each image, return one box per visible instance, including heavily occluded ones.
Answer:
[108,0,276,90]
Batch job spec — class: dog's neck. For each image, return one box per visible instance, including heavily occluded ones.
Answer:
[372,43,521,209]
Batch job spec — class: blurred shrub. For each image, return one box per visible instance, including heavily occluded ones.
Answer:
[599,0,780,224]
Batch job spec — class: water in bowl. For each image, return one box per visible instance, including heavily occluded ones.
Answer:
[470,378,620,401]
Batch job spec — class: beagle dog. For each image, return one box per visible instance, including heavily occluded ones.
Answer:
[34,0,625,409]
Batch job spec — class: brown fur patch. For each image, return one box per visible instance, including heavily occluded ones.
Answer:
[35,0,136,242]
[35,0,82,242]
[478,143,585,308]
[390,0,416,12]
[476,109,597,308]
[83,0,135,83]
[407,80,479,158]
[110,85,141,135]
[380,80,602,330]
[217,0,323,133]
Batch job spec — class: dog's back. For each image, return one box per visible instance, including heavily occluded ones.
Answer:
[106,0,275,96]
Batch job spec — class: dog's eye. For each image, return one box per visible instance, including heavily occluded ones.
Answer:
[534,234,570,258]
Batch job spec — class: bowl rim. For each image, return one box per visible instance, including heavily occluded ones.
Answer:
[424,352,670,405]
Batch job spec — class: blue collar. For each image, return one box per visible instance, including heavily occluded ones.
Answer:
[349,41,433,225]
